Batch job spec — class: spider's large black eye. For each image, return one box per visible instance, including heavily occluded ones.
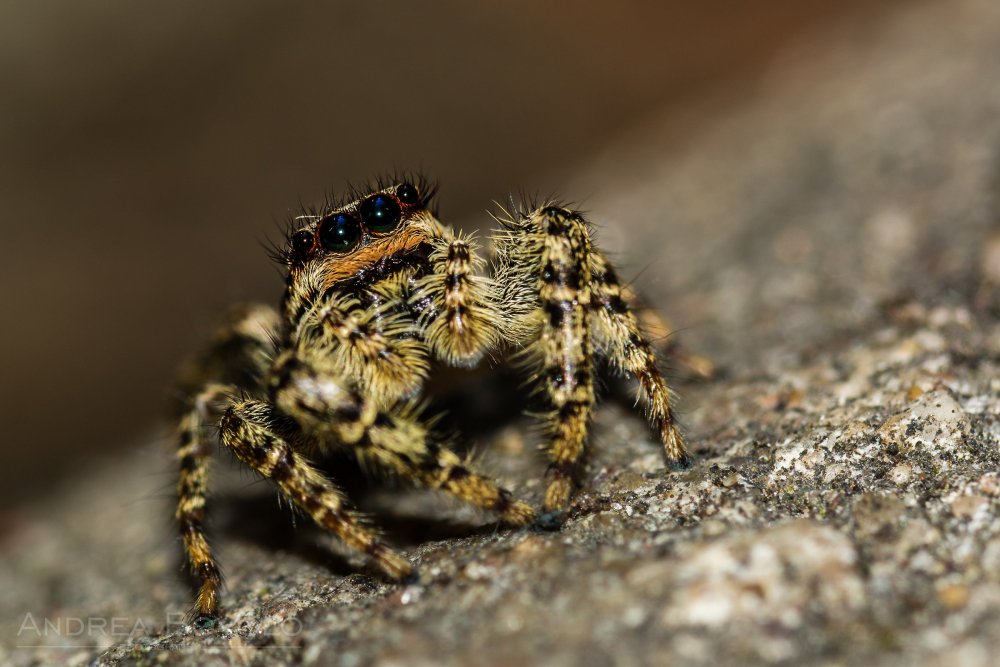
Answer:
[396,182,419,205]
[291,230,314,255]
[318,212,362,252]
[359,193,401,233]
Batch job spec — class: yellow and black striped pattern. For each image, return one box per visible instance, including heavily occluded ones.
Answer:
[172,180,696,621]
[493,204,690,510]
[220,400,412,580]
[590,252,688,465]
[176,383,233,620]
[533,208,597,511]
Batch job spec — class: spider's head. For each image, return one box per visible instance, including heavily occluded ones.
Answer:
[283,179,439,287]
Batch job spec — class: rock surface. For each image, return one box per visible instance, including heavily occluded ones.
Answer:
[2,0,1000,665]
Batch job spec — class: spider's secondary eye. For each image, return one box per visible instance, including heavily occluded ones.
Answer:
[318,212,362,252]
[359,193,402,233]
[396,182,420,205]
[291,230,314,255]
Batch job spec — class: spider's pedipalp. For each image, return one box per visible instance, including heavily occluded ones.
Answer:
[412,229,501,367]
[293,293,429,407]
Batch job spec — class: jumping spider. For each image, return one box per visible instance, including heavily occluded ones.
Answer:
[175,176,694,623]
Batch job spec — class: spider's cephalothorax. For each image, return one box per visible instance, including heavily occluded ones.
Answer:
[175,178,692,624]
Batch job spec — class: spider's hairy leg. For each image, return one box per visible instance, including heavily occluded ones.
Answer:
[411,229,500,366]
[296,292,429,406]
[618,283,715,379]
[354,418,535,526]
[176,383,234,622]
[497,206,598,512]
[269,350,533,525]
[176,303,280,393]
[590,252,690,467]
[175,303,280,622]
[535,208,598,511]
[220,399,413,580]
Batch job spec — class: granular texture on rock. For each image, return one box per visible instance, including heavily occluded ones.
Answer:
[2,0,1000,665]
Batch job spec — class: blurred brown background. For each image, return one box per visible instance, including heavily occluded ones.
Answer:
[0,1,898,508]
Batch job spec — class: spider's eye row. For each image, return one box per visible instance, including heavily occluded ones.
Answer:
[396,182,420,205]
[306,185,417,256]
[359,193,402,233]
[291,230,314,256]
[318,212,362,252]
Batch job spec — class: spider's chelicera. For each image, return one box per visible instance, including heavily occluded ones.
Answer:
[175,177,691,624]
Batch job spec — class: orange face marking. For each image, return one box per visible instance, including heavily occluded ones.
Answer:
[319,224,431,288]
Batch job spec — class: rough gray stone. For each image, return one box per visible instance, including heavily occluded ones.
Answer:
[2,0,999,665]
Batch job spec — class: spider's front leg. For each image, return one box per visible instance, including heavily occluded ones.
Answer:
[219,396,413,581]
[494,207,597,512]
[268,349,535,526]
[494,206,689,514]
[352,416,536,527]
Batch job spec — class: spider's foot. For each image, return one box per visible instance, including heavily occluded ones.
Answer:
[668,454,694,472]
[400,567,423,587]
[193,614,219,630]
[531,510,567,532]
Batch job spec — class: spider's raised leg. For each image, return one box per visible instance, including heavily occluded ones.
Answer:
[410,230,501,366]
[495,206,598,512]
[174,304,280,622]
[589,252,690,466]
